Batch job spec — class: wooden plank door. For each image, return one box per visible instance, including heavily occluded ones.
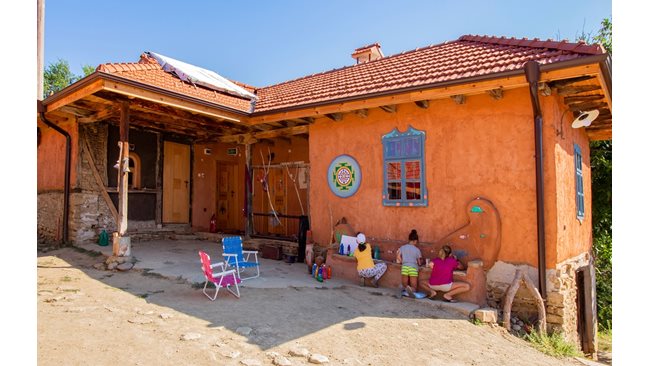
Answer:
[162,141,190,223]
[216,162,239,231]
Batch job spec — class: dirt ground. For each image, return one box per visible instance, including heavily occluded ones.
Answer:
[38,247,600,366]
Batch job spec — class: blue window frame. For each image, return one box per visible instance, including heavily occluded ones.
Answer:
[382,126,427,206]
[574,143,585,220]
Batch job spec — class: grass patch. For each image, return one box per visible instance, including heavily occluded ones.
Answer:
[523,330,583,358]
[470,318,483,326]
[61,276,72,282]
[598,329,612,352]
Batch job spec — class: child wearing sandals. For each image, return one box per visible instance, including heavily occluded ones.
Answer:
[396,229,422,298]
[426,244,470,302]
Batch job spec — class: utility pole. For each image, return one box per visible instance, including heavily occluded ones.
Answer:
[37,0,44,100]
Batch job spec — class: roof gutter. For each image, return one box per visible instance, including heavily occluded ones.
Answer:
[38,100,71,245]
[524,60,547,300]
[251,53,608,117]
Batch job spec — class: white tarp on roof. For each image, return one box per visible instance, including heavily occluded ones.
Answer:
[146,51,256,100]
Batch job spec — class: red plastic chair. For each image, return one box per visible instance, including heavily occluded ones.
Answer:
[198,251,241,300]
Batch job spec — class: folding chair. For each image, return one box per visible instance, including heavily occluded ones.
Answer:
[221,236,260,281]
[198,251,241,300]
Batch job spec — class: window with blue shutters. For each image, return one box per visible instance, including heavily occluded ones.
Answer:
[574,144,585,220]
[382,126,428,206]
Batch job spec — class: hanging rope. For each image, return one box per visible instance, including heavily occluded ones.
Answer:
[260,149,282,226]
[285,165,305,215]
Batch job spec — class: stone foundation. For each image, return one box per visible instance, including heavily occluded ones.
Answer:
[486,252,594,347]
[37,191,64,243]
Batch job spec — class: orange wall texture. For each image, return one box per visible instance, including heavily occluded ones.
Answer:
[37,119,79,191]
[309,87,592,269]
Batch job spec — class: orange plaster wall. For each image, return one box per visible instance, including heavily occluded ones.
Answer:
[310,87,573,268]
[543,95,593,265]
[192,143,246,231]
[37,118,79,191]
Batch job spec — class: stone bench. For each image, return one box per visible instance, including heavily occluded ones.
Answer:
[327,248,487,306]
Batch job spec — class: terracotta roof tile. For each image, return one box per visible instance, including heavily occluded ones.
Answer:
[96,55,254,113]
[93,35,605,115]
[253,35,605,112]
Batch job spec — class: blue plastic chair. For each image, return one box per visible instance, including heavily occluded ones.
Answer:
[221,236,260,280]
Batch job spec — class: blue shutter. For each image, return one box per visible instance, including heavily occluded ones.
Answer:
[574,144,585,220]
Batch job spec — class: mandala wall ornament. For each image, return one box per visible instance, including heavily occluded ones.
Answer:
[327,154,362,198]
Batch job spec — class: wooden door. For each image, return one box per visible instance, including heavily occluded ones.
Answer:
[268,168,286,235]
[162,141,190,223]
[216,162,239,231]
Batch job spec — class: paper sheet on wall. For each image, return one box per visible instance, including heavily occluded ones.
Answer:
[340,235,358,254]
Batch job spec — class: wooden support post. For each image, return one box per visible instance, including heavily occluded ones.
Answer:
[245,142,254,239]
[114,102,131,257]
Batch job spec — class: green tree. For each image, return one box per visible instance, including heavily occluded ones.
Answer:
[43,60,95,98]
[577,17,612,331]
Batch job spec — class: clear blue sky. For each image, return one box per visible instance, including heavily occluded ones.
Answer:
[45,0,611,87]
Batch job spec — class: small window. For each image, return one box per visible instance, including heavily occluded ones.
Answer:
[382,126,427,206]
[128,152,141,189]
[574,144,584,220]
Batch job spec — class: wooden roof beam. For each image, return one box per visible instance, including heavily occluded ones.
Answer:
[218,125,309,144]
[563,94,604,104]
[486,89,503,100]
[414,100,429,109]
[78,106,118,123]
[556,85,601,96]
[380,104,397,113]
[355,108,369,118]
[451,95,466,105]
[567,101,609,112]
[326,113,344,121]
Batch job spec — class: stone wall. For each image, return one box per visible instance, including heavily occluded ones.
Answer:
[37,191,64,243]
[486,252,593,346]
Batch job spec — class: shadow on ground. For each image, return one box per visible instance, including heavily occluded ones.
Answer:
[39,240,469,351]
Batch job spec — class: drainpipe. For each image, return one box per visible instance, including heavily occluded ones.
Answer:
[524,61,547,299]
[38,100,71,245]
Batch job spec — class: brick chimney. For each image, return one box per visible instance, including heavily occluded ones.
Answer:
[351,43,384,64]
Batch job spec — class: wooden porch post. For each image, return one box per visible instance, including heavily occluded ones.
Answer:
[113,102,131,256]
[245,142,253,239]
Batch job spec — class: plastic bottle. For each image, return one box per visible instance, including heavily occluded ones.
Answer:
[339,243,344,255]
[322,265,327,280]
[312,264,317,277]
[98,229,109,246]
[347,244,351,255]
[327,266,332,279]
[373,246,380,260]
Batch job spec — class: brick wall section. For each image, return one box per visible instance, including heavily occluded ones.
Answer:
[486,252,592,346]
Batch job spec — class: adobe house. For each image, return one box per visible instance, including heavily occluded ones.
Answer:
[37,35,611,354]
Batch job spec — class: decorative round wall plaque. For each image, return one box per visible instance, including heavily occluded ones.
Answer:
[327,154,361,198]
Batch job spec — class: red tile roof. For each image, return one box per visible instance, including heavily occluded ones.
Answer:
[96,54,253,113]
[253,35,606,112]
[93,35,606,115]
